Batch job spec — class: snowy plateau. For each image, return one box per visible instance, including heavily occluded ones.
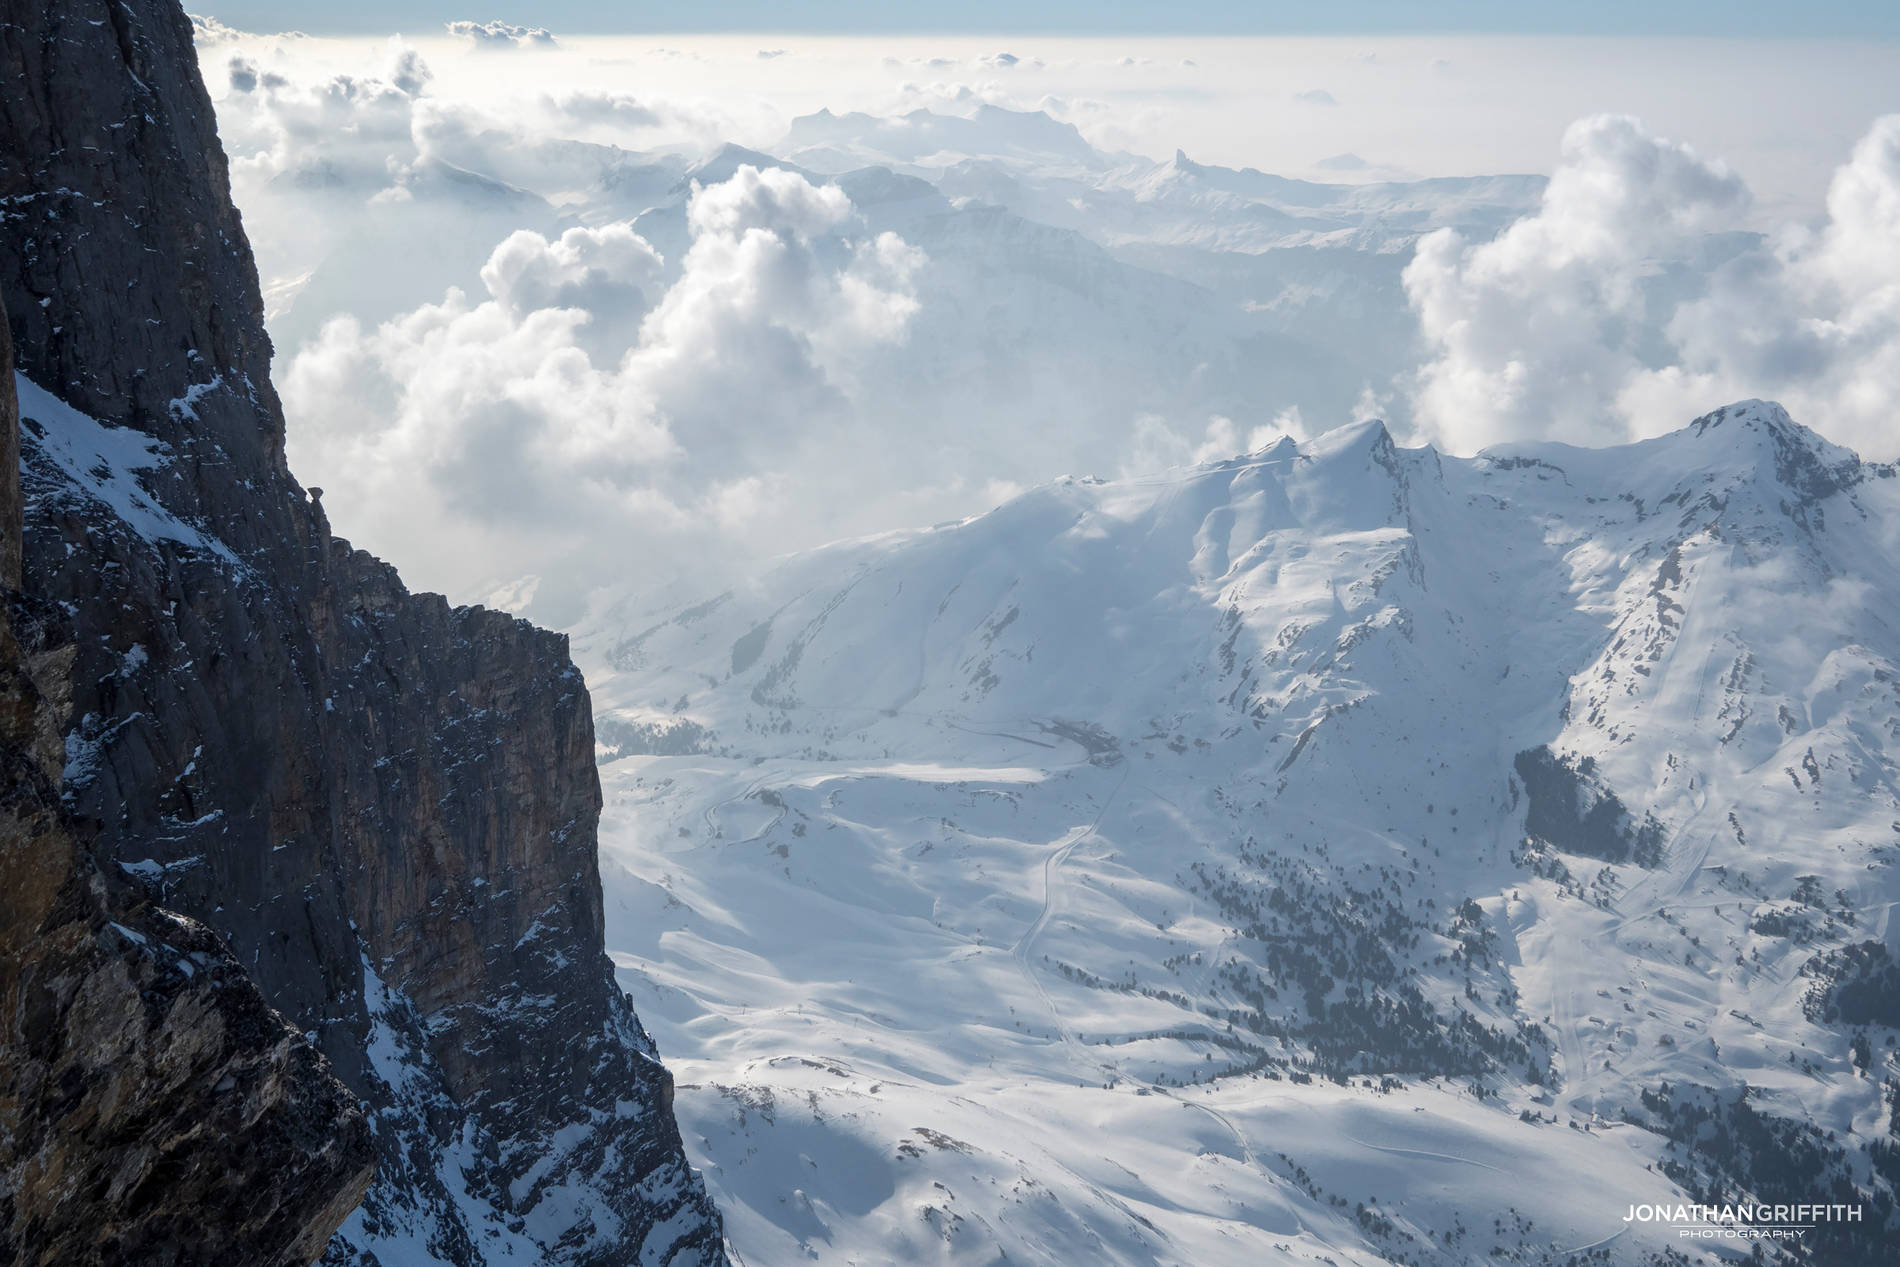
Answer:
[573,408,1900,1265]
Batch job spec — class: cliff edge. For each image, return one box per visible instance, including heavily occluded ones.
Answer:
[0,4,725,1262]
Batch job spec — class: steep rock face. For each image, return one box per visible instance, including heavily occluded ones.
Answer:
[0,3,725,1262]
[0,299,375,1265]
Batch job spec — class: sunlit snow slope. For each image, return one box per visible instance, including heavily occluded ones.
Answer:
[575,404,1900,1266]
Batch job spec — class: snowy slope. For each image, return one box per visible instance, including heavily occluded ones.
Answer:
[574,403,1900,1265]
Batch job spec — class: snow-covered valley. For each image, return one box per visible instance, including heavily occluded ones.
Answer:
[575,406,1900,1264]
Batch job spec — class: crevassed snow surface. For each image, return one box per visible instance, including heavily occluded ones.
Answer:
[578,404,1900,1265]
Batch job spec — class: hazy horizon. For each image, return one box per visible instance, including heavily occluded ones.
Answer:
[188,16,1900,616]
[193,1,1900,38]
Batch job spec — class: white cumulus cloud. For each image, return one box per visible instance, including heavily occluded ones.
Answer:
[1403,114,1749,451]
[1618,115,1900,456]
[281,166,924,612]
[1403,113,1900,457]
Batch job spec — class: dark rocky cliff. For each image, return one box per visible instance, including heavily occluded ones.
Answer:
[1,293,375,1266]
[0,3,726,1262]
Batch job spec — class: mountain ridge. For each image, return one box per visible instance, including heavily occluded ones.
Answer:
[574,400,1900,1265]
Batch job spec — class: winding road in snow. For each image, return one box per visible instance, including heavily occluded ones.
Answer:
[1006,765,1267,1178]
[1010,765,1130,1065]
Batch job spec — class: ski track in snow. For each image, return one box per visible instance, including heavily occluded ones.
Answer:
[1340,1137,1505,1173]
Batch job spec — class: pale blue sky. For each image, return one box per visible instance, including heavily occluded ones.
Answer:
[203,1,1900,37]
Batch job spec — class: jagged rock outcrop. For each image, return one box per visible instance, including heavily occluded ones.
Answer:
[0,3,725,1262]
[0,294,376,1265]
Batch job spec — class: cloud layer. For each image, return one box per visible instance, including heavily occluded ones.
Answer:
[189,25,1899,618]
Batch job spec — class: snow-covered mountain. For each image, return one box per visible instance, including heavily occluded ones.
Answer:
[572,403,1900,1264]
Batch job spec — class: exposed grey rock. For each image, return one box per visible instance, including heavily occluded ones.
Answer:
[1,286,376,1267]
[0,3,725,1262]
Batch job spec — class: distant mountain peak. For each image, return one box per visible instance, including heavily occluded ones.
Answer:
[1685,398,1861,502]
[1295,415,1404,472]
[1689,396,1798,435]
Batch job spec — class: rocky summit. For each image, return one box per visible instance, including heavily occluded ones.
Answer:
[0,3,725,1263]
